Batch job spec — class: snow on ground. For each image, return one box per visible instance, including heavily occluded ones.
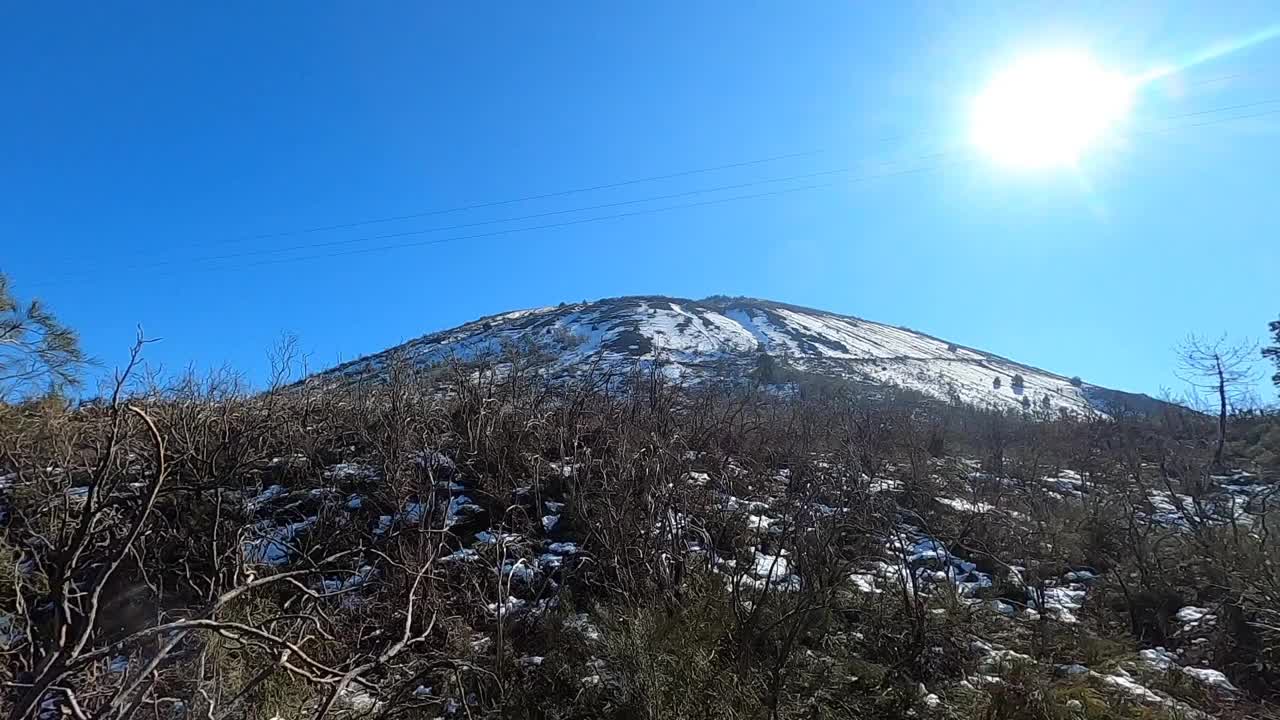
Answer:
[220,446,1249,717]
[487,596,527,617]
[547,462,577,479]
[402,502,427,524]
[1174,605,1217,638]
[1043,470,1085,496]
[722,308,802,356]
[1139,647,1178,671]
[337,684,381,713]
[243,517,316,566]
[446,495,481,527]
[1183,666,1235,690]
[936,496,995,513]
[246,484,287,509]
[323,463,379,482]
[872,533,995,598]
[848,572,880,594]
[442,548,481,563]
[537,553,567,570]
[500,559,538,584]
[475,530,522,546]
[1139,646,1237,691]
[1034,584,1087,623]
[1100,667,1167,704]
[416,451,456,473]
[1176,606,1211,623]
[565,613,602,642]
[751,550,791,580]
[316,297,1121,415]
[1147,490,1197,527]
[868,477,903,493]
[745,512,778,535]
[966,636,1232,712]
[0,613,18,649]
[318,565,377,607]
[989,599,1017,616]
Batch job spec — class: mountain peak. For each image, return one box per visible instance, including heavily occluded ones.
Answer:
[315,295,1156,415]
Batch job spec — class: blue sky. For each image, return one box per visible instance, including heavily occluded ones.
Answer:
[3,2,1278,401]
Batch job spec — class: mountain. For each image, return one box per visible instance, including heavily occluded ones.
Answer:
[314,295,1162,415]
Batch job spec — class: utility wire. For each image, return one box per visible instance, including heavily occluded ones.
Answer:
[1184,67,1276,87]
[187,104,1280,272]
[44,94,1280,282]
[37,152,952,282]
[1139,105,1280,133]
[35,149,824,271]
[108,99,1280,283]
[34,97,1280,288]
[35,65,1278,266]
[1151,96,1280,121]
[219,69,1280,242]
[151,160,963,281]
[45,69,1275,263]
[229,149,821,242]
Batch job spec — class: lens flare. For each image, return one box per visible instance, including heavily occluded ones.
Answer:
[971,51,1133,169]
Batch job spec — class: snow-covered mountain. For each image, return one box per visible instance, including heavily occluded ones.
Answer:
[315,295,1160,415]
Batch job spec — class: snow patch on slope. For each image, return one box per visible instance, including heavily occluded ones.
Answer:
[315,297,1149,416]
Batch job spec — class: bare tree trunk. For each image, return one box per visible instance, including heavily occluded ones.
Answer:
[1215,354,1226,468]
[1174,334,1255,471]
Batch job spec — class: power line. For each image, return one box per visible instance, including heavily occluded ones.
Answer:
[1137,105,1280,134]
[151,159,965,281]
[34,95,1280,289]
[188,104,1280,272]
[230,149,823,242]
[42,76,1279,270]
[1184,67,1273,87]
[38,149,825,274]
[36,65,1279,269]
[206,155,954,261]
[46,92,1279,283]
[100,100,1280,283]
[1152,96,1280,121]
[37,152,951,282]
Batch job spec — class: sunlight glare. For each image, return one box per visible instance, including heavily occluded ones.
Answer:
[971,51,1133,169]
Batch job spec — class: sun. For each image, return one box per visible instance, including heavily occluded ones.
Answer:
[971,51,1133,169]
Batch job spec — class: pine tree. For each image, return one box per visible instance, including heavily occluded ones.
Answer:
[753,352,780,384]
[1264,316,1280,390]
[1,273,86,402]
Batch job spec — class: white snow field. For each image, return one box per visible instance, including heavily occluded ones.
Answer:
[317,296,1160,415]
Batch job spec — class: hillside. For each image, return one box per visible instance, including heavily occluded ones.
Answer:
[2,355,1272,720]
[316,295,1163,415]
